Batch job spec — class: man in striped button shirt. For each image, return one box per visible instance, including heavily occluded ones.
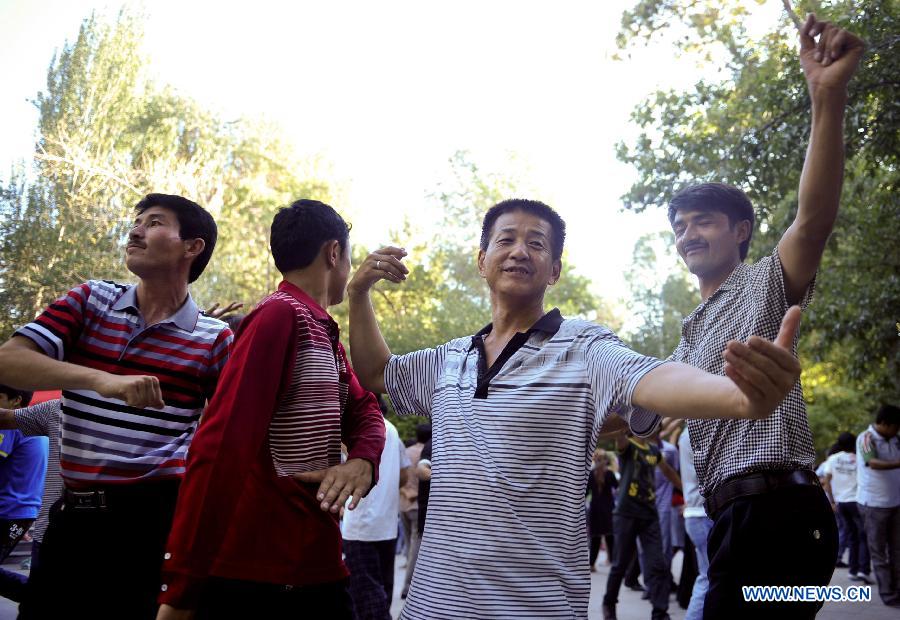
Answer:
[0,193,232,619]
[347,198,805,620]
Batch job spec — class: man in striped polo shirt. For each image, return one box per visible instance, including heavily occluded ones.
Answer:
[0,193,232,619]
[347,199,804,620]
[157,199,385,620]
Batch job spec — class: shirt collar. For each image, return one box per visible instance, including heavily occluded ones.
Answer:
[111,284,200,332]
[683,261,750,323]
[469,308,564,351]
[277,280,336,325]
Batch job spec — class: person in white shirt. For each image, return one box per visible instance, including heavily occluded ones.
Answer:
[856,405,900,607]
[343,415,412,619]
[823,432,870,583]
[678,425,713,620]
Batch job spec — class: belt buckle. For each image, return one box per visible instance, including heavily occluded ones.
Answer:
[70,490,107,511]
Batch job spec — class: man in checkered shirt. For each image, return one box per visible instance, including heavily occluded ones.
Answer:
[666,15,865,619]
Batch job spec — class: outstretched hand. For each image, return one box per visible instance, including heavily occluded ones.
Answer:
[204,301,244,320]
[722,306,802,420]
[798,13,865,94]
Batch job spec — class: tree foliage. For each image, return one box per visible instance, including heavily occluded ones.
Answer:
[614,0,900,452]
[0,10,332,340]
[624,232,700,358]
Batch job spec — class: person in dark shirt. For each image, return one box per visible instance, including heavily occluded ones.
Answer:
[416,439,433,536]
[603,427,681,620]
[588,449,618,571]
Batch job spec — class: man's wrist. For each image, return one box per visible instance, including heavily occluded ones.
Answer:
[346,285,372,302]
[809,85,849,110]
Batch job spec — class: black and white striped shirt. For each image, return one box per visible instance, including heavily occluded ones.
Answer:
[385,310,663,619]
[674,249,816,497]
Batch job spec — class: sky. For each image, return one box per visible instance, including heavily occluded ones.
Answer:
[0,0,787,326]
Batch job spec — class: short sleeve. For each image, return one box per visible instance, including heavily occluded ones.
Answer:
[15,282,92,361]
[14,400,58,437]
[859,432,877,464]
[203,327,234,400]
[747,250,816,343]
[584,326,665,437]
[822,454,834,476]
[384,343,451,417]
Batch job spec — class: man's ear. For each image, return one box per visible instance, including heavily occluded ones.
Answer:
[736,219,752,245]
[548,259,562,286]
[477,249,487,278]
[324,239,341,268]
[183,238,206,261]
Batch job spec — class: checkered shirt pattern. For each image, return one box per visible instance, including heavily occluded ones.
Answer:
[674,249,816,497]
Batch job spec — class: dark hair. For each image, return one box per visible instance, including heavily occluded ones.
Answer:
[377,395,389,416]
[270,200,350,273]
[134,193,218,283]
[667,183,755,260]
[224,314,245,333]
[480,199,566,260]
[835,432,856,453]
[875,404,900,426]
[0,384,33,408]
[416,423,432,444]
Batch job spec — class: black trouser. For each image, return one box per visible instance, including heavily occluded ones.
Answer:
[603,512,670,619]
[704,484,838,619]
[343,538,396,620]
[590,534,614,567]
[18,480,179,620]
[196,576,352,619]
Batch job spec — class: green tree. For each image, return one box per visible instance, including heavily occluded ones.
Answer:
[624,232,701,358]
[0,10,333,339]
[613,0,900,452]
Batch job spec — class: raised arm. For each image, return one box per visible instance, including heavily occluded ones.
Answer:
[634,306,802,421]
[778,15,864,304]
[347,246,409,393]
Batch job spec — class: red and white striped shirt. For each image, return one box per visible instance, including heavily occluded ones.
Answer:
[16,280,232,486]
[160,281,385,606]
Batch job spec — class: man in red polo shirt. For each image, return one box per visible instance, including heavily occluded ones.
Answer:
[157,199,385,619]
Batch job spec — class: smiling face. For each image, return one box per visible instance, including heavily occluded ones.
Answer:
[672,208,749,281]
[478,209,561,302]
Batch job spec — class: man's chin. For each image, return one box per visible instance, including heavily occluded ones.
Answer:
[490,282,547,300]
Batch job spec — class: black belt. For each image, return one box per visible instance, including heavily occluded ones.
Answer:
[63,488,109,511]
[62,479,180,512]
[705,469,820,519]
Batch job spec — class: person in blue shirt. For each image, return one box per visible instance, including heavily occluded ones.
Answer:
[0,385,48,571]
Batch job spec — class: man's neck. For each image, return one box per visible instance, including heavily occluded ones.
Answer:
[283,270,330,310]
[487,295,546,341]
[135,278,189,326]
[697,259,741,300]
